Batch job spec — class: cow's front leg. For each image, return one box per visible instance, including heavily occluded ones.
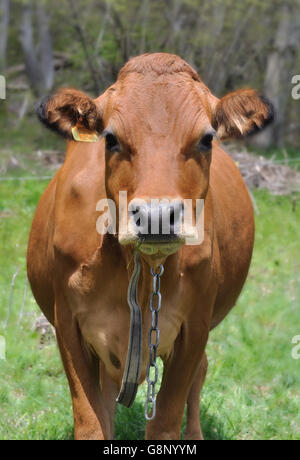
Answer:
[55,293,110,440]
[100,360,119,439]
[145,321,209,440]
[184,352,208,440]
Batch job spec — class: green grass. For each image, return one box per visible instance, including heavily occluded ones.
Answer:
[201,191,300,440]
[0,178,73,440]
[0,108,65,179]
[0,176,299,439]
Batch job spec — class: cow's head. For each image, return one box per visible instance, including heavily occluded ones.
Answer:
[37,53,273,264]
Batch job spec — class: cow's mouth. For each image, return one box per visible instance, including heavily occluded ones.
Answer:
[119,233,185,257]
[138,239,184,256]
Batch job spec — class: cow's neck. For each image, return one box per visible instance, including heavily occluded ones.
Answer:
[118,243,179,316]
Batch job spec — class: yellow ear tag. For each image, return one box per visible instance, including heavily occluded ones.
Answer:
[72,125,100,143]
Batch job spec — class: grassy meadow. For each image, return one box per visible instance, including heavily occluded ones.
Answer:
[0,146,299,440]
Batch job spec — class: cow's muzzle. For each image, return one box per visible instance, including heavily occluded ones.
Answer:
[119,197,204,255]
[129,199,184,240]
[119,199,185,256]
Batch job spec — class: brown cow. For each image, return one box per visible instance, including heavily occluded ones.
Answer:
[27,53,273,440]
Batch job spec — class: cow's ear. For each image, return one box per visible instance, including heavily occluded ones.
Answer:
[212,89,274,140]
[36,88,103,140]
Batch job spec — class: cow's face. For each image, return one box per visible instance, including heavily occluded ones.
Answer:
[38,54,273,262]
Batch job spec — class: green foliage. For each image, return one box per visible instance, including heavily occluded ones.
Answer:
[2,0,300,145]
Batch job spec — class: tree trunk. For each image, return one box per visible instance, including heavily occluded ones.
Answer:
[204,0,226,85]
[36,2,54,91]
[165,0,183,51]
[19,1,54,97]
[67,0,102,95]
[212,4,256,94]
[0,0,10,73]
[139,0,150,55]
[251,4,293,148]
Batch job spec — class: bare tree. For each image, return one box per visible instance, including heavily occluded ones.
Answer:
[66,0,102,94]
[139,0,150,55]
[0,0,10,73]
[212,3,256,94]
[253,2,296,148]
[3,0,299,147]
[36,2,54,91]
[19,0,54,96]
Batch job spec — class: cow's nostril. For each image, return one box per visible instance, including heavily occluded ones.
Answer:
[129,205,149,234]
[130,207,140,216]
[129,199,184,238]
[170,209,175,227]
[168,204,184,234]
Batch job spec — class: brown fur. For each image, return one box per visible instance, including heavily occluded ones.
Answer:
[37,88,103,139]
[118,52,201,81]
[213,88,274,139]
[28,53,273,440]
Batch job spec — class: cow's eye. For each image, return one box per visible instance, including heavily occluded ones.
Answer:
[198,132,214,152]
[105,133,120,152]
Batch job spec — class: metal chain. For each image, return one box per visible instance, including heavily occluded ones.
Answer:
[145,264,164,421]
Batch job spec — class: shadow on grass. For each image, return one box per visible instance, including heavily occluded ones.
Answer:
[114,400,230,440]
[196,403,231,440]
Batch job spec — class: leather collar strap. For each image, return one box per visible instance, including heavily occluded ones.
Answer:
[116,252,143,407]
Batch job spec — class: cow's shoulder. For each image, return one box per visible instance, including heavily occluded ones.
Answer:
[53,141,106,265]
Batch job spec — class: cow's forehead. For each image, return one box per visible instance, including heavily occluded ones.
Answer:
[102,72,212,143]
[117,52,201,82]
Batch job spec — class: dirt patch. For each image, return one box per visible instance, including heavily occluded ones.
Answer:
[225,147,300,196]
[35,150,65,170]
